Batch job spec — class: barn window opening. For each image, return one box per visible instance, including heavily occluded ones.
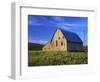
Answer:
[61,42,63,46]
[56,40,58,47]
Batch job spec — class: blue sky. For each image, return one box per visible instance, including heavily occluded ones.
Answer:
[28,15,88,45]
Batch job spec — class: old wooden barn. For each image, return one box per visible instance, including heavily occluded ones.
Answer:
[42,28,83,51]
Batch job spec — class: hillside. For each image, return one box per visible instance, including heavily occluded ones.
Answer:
[28,42,44,51]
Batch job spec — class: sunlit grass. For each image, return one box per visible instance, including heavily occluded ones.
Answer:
[28,51,88,66]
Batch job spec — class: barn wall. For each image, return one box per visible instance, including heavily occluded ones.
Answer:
[42,29,68,51]
[67,42,83,51]
[42,42,53,51]
[51,29,67,51]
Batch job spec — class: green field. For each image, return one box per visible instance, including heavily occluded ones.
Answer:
[28,51,88,66]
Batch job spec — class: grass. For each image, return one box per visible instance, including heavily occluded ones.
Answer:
[28,51,88,66]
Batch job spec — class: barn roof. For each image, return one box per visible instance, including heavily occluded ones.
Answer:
[60,28,83,43]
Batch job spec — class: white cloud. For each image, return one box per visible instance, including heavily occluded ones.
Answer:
[55,22,73,30]
[29,39,48,44]
[28,20,45,26]
[51,16,65,22]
